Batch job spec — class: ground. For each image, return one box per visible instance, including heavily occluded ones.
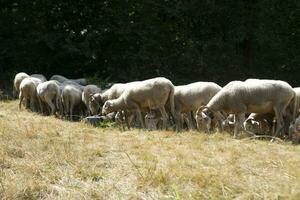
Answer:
[0,100,300,199]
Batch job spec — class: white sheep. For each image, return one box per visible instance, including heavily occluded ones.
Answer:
[30,74,47,82]
[13,72,29,97]
[50,75,87,86]
[89,82,139,115]
[36,80,62,115]
[19,77,42,112]
[102,77,175,129]
[61,84,85,120]
[144,109,163,131]
[81,84,101,115]
[197,79,296,138]
[243,113,275,135]
[289,111,300,144]
[173,82,222,131]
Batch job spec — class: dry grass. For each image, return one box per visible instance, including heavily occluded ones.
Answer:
[0,100,300,199]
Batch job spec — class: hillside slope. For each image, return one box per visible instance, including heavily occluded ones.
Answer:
[0,101,300,199]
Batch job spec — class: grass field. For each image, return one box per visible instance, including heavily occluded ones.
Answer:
[0,100,300,199]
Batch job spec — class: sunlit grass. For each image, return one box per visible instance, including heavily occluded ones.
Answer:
[0,100,300,199]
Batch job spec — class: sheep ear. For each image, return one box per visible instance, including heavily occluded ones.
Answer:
[89,94,94,100]
[201,112,208,119]
[196,106,208,114]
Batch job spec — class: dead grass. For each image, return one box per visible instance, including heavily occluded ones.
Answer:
[0,100,300,199]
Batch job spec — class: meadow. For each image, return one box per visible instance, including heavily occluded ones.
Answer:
[0,100,300,199]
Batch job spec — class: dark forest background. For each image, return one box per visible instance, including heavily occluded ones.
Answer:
[0,0,299,94]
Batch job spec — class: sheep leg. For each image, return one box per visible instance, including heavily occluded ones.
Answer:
[46,98,56,115]
[134,108,144,128]
[175,110,182,132]
[159,106,168,130]
[124,110,131,130]
[70,103,74,121]
[30,96,36,112]
[187,112,195,130]
[215,111,225,132]
[127,112,135,129]
[274,107,283,137]
[19,91,24,110]
[233,114,243,138]
[235,113,245,137]
[37,96,44,114]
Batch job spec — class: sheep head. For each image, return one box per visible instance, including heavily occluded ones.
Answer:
[195,106,213,132]
[102,100,115,115]
[89,93,102,115]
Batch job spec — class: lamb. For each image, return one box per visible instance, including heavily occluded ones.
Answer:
[102,77,175,129]
[36,80,62,115]
[30,74,47,82]
[89,82,139,115]
[81,85,102,115]
[61,84,85,120]
[50,75,88,86]
[173,82,222,131]
[197,79,296,138]
[19,77,42,112]
[13,72,30,97]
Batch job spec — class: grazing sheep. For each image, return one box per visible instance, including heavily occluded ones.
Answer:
[173,82,222,131]
[30,74,47,82]
[289,111,300,144]
[50,75,68,83]
[13,72,30,97]
[19,77,42,112]
[115,111,128,131]
[50,75,88,86]
[144,109,163,131]
[197,79,296,138]
[61,84,85,120]
[222,114,235,133]
[89,82,139,115]
[102,77,175,129]
[285,87,300,123]
[243,113,274,135]
[81,85,101,115]
[36,80,62,115]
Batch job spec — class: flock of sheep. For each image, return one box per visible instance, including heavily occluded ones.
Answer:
[13,72,300,143]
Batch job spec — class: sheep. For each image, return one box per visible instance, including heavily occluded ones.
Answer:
[89,82,139,115]
[50,75,88,86]
[81,85,102,115]
[243,113,275,135]
[61,84,85,120]
[289,112,300,144]
[102,77,175,129]
[144,109,163,131]
[36,80,62,115]
[222,114,235,133]
[173,82,222,131]
[30,74,47,82]
[19,77,42,112]
[285,87,300,125]
[196,79,296,138]
[13,72,30,97]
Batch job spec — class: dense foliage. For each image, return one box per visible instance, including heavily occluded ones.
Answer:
[0,0,299,92]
